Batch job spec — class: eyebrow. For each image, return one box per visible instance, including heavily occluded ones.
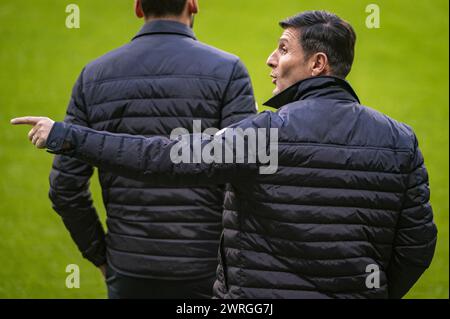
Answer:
[278,38,288,46]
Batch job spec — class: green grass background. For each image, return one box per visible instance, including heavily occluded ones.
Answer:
[0,0,448,298]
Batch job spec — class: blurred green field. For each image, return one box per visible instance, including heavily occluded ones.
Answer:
[0,0,448,299]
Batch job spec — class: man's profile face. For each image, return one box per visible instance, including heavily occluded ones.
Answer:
[267,28,311,95]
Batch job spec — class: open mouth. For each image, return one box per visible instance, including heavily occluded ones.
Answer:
[271,75,277,84]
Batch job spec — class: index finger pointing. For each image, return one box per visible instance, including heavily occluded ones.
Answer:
[10,117,43,125]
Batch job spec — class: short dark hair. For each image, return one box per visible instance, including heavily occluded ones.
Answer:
[280,11,356,78]
[141,0,187,17]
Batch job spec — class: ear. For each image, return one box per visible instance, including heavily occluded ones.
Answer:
[187,0,199,15]
[134,0,145,19]
[310,52,329,77]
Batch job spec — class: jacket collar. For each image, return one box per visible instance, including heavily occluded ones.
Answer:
[132,20,196,41]
[263,76,360,109]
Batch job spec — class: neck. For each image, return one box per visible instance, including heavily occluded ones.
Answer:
[144,15,191,27]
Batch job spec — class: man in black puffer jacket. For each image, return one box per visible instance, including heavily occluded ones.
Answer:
[15,11,437,299]
[46,0,255,298]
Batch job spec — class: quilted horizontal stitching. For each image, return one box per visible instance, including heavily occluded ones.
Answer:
[224,210,396,229]
[90,114,220,125]
[107,215,221,224]
[107,202,222,209]
[108,246,218,260]
[225,246,386,263]
[273,164,409,176]
[257,183,404,195]
[108,230,220,242]
[88,97,220,109]
[227,266,387,281]
[277,141,411,153]
[85,74,230,86]
[224,228,393,246]
[255,199,399,212]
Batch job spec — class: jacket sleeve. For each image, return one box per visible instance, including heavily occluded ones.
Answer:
[387,135,437,298]
[46,112,277,186]
[220,59,257,128]
[48,69,106,267]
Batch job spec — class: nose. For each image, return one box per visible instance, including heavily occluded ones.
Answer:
[267,50,278,68]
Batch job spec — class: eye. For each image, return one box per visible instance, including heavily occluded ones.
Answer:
[279,45,287,55]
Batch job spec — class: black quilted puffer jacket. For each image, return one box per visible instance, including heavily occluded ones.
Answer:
[48,20,256,279]
[47,76,437,298]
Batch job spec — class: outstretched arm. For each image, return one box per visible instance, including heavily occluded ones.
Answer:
[11,112,274,185]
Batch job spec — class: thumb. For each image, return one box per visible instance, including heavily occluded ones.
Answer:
[10,117,43,126]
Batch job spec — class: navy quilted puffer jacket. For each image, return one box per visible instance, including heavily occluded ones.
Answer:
[47,76,437,298]
[48,20,256,279]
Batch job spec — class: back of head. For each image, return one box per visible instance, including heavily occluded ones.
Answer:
[140,0,187,17]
